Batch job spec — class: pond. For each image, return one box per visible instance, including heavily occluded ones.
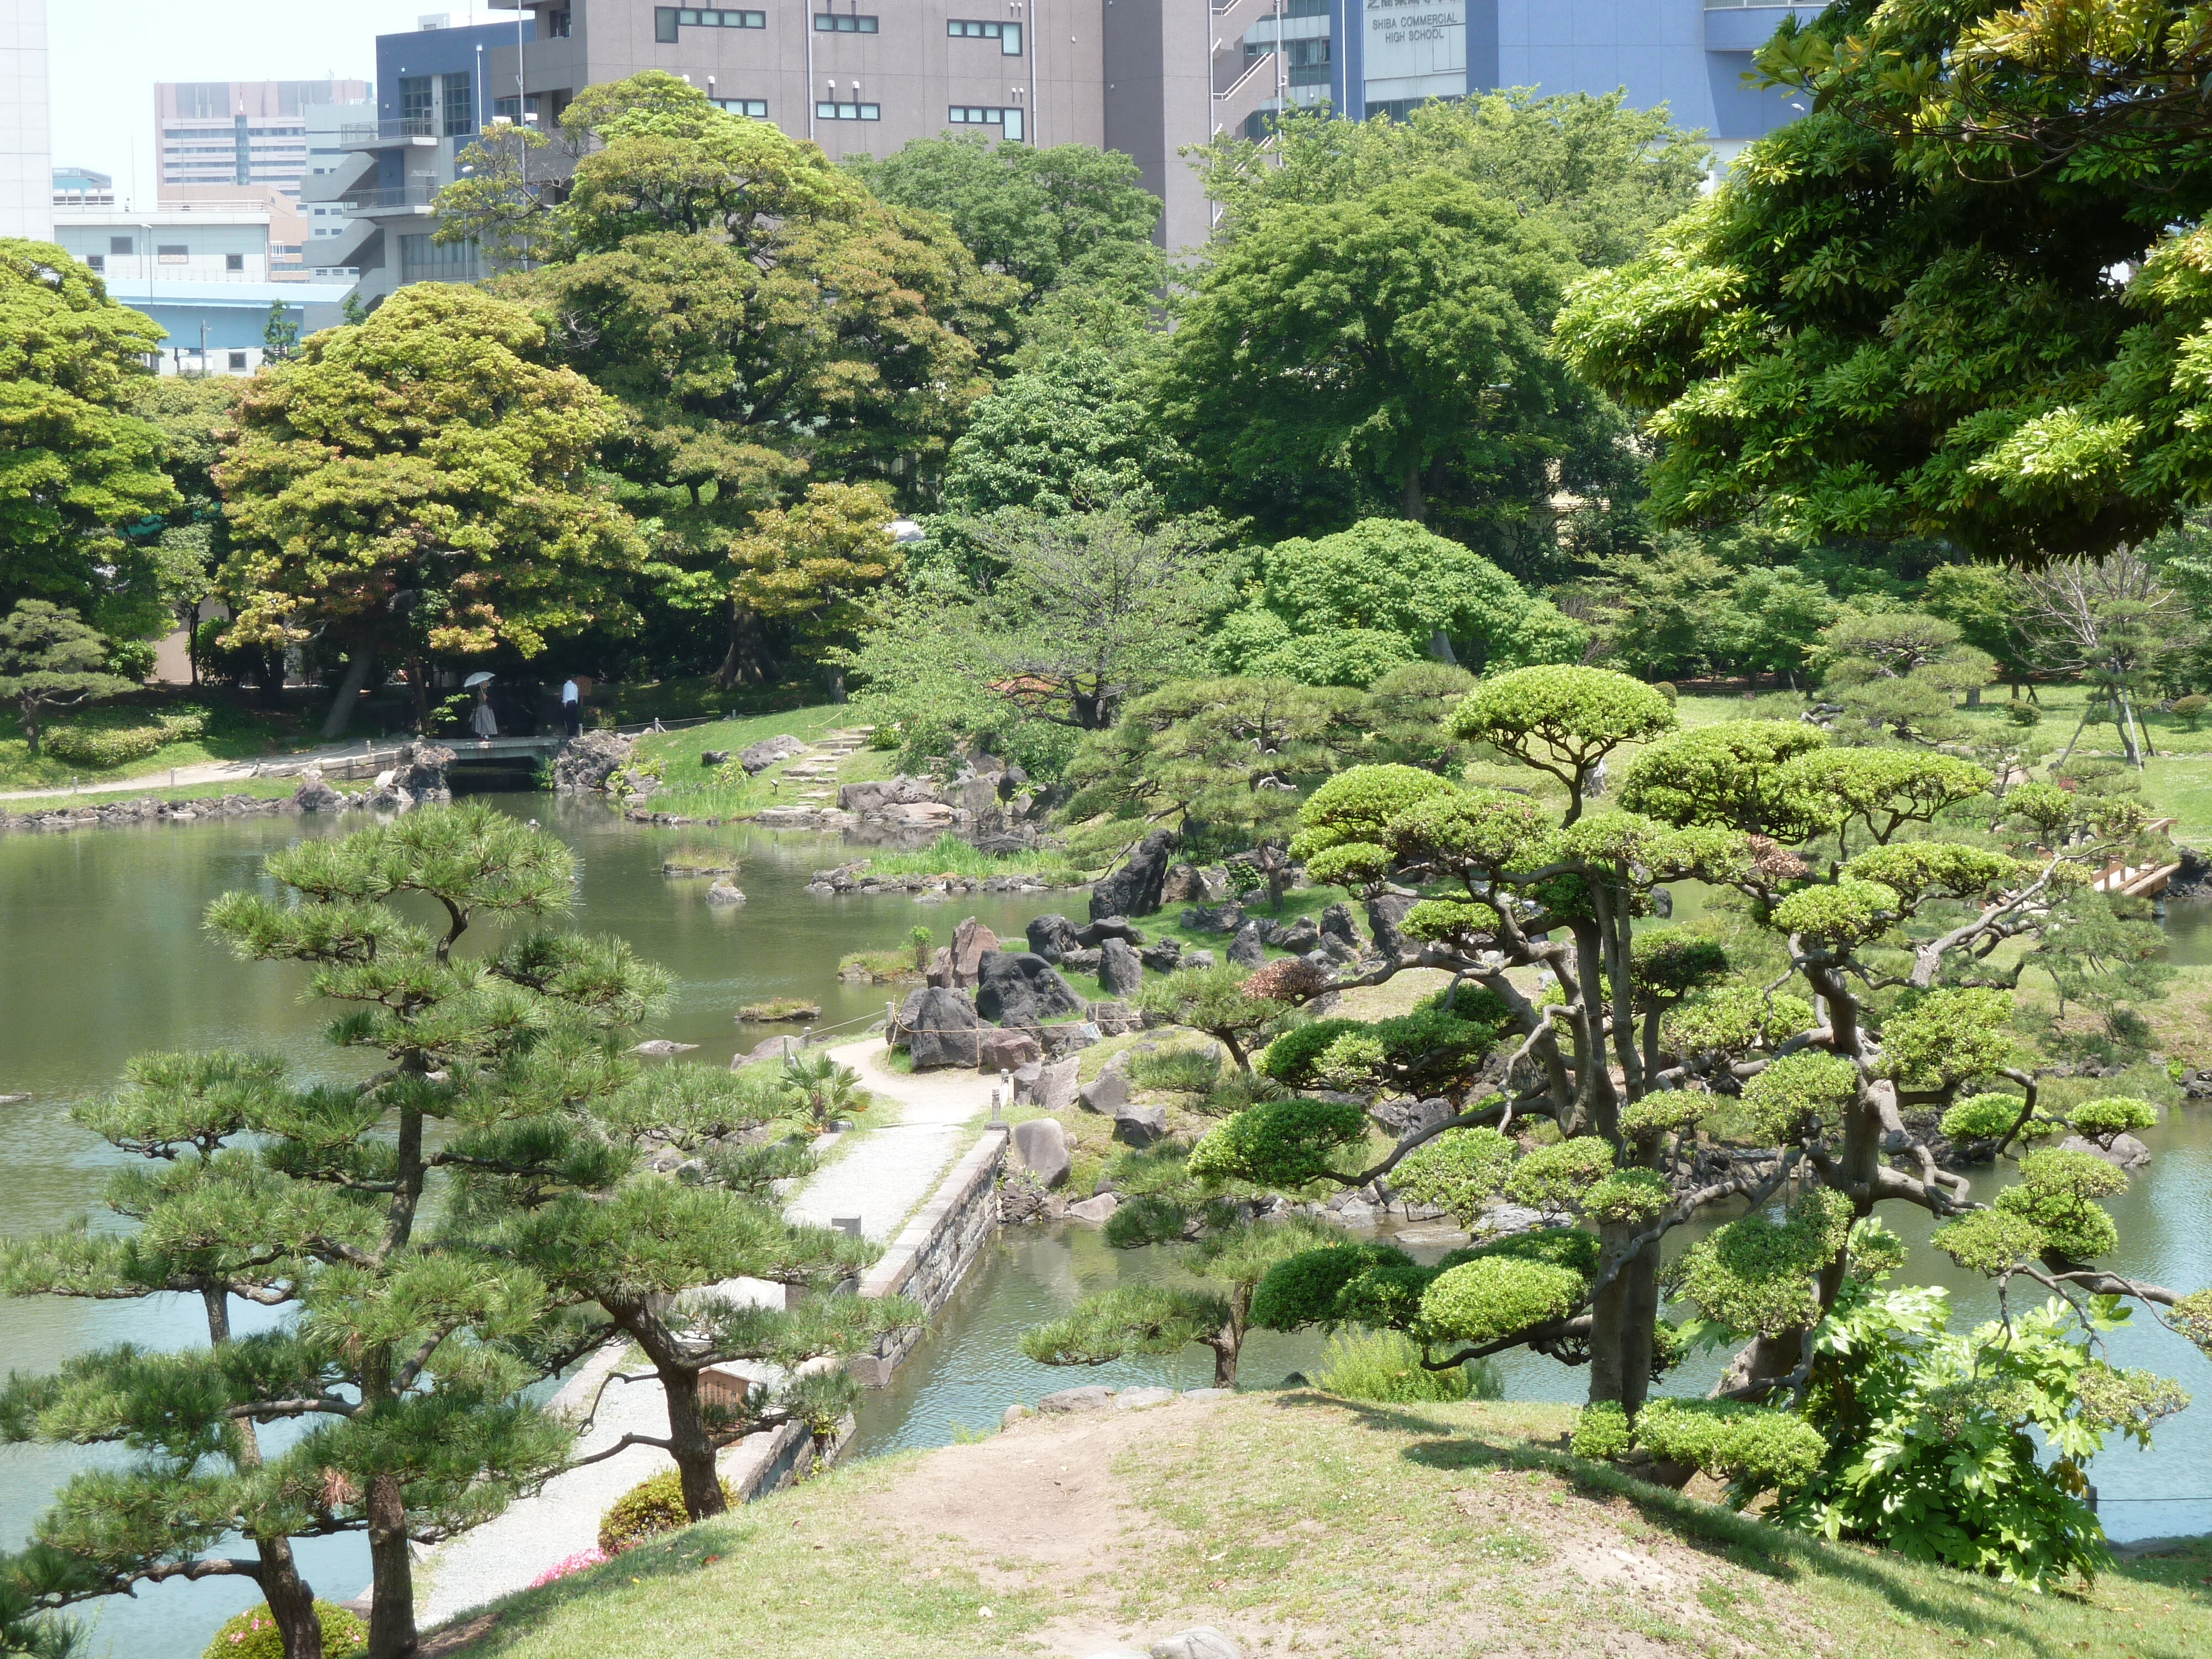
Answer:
[0,795,1068,1658]
[4,804,2211,1659]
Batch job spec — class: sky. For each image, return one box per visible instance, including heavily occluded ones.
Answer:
[48,1,512,205]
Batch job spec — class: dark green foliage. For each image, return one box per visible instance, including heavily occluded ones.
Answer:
[0,600,134,756]
[1125,1046,1222,1095]
[1249,1241,1435,1333]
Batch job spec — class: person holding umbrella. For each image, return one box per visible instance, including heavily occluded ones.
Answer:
[466,671,499,738]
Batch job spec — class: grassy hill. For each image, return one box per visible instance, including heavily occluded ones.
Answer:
[443,1391,2212,1659]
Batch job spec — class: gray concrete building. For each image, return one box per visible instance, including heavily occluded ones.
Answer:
[156,79,374,205]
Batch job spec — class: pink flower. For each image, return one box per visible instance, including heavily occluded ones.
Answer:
[529,1546,609,1588]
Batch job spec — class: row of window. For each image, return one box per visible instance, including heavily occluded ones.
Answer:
[88,246,249,271]
[714,97,772,116]
[949,105,1023,138]
[655,7,1024,49]
[816,101,880,119]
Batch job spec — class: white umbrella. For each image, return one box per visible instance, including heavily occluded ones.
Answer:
[463,672,496,687]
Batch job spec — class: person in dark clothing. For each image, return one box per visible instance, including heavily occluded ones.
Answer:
[561,676,582,738]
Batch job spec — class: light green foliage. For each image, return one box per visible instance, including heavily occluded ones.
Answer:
[1383,786,1558,877]
[1662,986,1816,1059]
[2174,1290,2212,1355]
[597,1469,739,1556]
[844,132,1160,304]
[1672,1188,1854,1335]
[1619,719,1830,839]
[201,1601,363,1659]
[1296,1008,1504,1102]
[1360,661,1482,774]
[770,1051,869,1134]
[1991,1148,2126,1261]
[1937,1091,2052,1148]
[1630,933,1730,1005]
[0,241,178,636]
[2066,1095,2158,1138]
[936,348,1184,521]
[1419,1255,1585,1345]
[1632,1399,1828,1497]
[1618,1093,1710,1139]
[1781,1285,2184,1587]
[1501,1135,1616,1212]
[41,707,207,769]
[1218,520,1584,686]
[1739,1051,1859,1142]
[1138,964,1299,1073]
[1020,1284,1232,1368]
[1931,1208,2049,1275]
[1196,90,1709,271]
[1772,879,1898,948]
[1843,843,2021,906]
[1571,1400,1632,1460]
[1291,761,1465,868]
[217,285,642,731]
[0,601,135,755]
[1186,1096,1370,1188]
[1877,989,2016,1092]
[2002,780,2079,842]
[1388,1127,1517,1225]
[1449,665,1677,820]
[1580,1167,1673,1224]
[1311,1328,1498,1402]
[1775,749,1992,849]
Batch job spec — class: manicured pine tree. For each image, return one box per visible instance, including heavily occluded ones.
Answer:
[0,1052,373,1659]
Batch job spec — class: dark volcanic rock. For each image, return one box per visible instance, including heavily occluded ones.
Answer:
[1026,913,1083,963]
[903,987,982,1070]
[975,951,1086,1027]
[1098,936,1144,997]
[1089,828,1178,922]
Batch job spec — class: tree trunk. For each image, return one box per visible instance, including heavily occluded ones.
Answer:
[1427,628,1458,666]
[715,605,768,688]
[320,642,379,740]
[1586,1228,1660,1423]
[19,695,40,756]
[363,1473,416,1659]
[660,1367,729,1522]
[259,1535,324,1659]
[406,655,431,735]
[1401,463,1427,524]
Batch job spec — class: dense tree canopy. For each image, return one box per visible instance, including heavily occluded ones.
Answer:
[216,285,643,734]
[1556,0,2212,560]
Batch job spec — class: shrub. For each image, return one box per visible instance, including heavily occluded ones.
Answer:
[40,706,207,768]
[201,1600,365,1659]
[1420,1255,1585,1344]
[2172,694,2208,731]
[1312,1327,1500,1402]
[1128,1046,1222,1093]
[530,1545,610,1587]
[597,1468,737,1554]
[1572,1400,1632,1460]
[1632,1399,1827,1495]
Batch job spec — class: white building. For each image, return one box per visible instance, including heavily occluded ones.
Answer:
[0,0,52,241]
[54,202,278,285]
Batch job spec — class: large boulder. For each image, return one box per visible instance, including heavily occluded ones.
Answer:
[837,775,941,813]
[293,768,342,813]
[1089,828,1178,922]
[1368,893,1418,964]
[1077,916,1145,947]
[904,987,983,1070]
[1098,937,1144,997]
[978,1027,1043,1072]
[1319,901,1361,947]
[1264,915,1321,953]
[2059,1131,2153,1170]
[975,951,1086,1026]
[401,743,454,803]
[1113,1102,1168,1148]
[1015,1055,1081,1110]
[1227,920,1269,969]
[552,731,634,794]
[1139,937,1184,972]
[950,916,999,986]
[1180,902,1245,935]
[1091,999,1140,1037]
[1025,914,1083,962]
[1080,1068,1131,1115]
[1010,1117,1071,1189]
[738,733,808,774]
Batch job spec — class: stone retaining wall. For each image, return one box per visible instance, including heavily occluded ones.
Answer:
[848,1125,1008,1386]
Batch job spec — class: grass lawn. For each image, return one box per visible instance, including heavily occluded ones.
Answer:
[0,774,304,815]
[0,696,307,793]
[442,1390,2212,1659]
[629,706,861,818]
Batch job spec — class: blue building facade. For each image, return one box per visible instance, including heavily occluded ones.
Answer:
[1282,0,1819,149]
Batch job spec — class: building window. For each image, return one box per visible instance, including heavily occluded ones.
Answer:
[158,245,189,264]
[109,236,133,255]
[713,98,770,117]
[657,6,765,38]
[814,12,879,28]
[85,254,104,273]
[226,253,244,272]
[228,352,248,371]
[443,78,474,138]
[815,100,882,119]
[947,106,1023,139]
[399,77,434,135]
[545,6,572,34]
[948,18,1021,53]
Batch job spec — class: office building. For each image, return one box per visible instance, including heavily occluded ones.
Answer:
[0,0,52,241]
[156,79,374,204]
[323,1,1824,296]
[53,165,113,209]
[304,17,531,307]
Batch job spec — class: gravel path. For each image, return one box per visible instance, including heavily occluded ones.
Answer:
[0,738,404,802]
[408,1034,991,1624]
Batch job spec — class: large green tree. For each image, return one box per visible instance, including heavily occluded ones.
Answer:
[1556,0,2212,560]
[0,599,133,755]
[1158,171,1618,560]
[0,242,178,643]
[844,131,1161,303]
[215,284,643,736]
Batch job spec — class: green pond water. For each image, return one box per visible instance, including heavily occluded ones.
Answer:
[2,800,2210,1659]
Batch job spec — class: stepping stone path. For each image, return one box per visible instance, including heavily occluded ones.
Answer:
[770,726,872,801]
